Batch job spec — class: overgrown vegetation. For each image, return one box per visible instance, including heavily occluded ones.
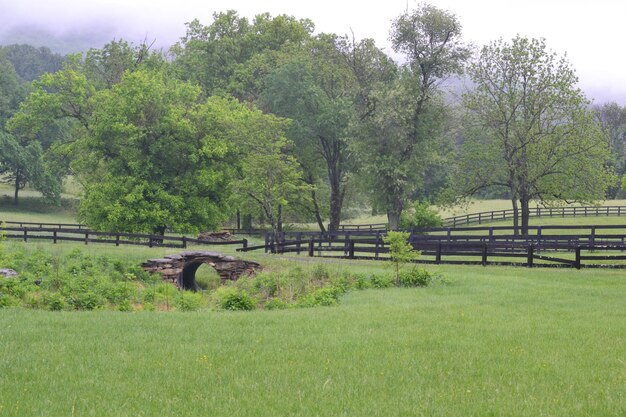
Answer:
[0,242,441,312]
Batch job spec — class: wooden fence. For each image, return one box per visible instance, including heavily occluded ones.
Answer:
[238,225,626,268]
[0,226,248,250]
[442,205,626,227]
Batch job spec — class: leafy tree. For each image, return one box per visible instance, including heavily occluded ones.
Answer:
[594,102,626,198]
[74,71,245,234]
[230,111,311,241]
[454,36,614,234]
[0,57,61,204]
[384,231,419,284]
[260,40,356,232]
[0,132,61,204]
[0,44,64,82]
[172,11,314,100]
[353,4,469,229]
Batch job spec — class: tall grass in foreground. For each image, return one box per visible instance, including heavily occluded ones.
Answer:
[0,266,624,416]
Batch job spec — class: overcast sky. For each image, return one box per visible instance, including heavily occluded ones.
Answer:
[1,0,624,104]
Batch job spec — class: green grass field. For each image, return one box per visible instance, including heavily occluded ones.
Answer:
[1,264,624,417]
[1,199,625,416]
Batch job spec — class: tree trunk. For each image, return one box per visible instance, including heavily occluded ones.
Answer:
[14,170,20,205]
[387,197,404,230]
[328,174,344,232]
[310,186,326,234]
[511,198,519,236]
[520,196,530,236]
[236,209,241,230]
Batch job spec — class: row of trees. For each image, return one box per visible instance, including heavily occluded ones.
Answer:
[1,4,624,236]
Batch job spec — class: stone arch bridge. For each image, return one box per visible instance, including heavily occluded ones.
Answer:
[142,251,261,291]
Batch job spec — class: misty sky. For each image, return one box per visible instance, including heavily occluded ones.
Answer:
[1,0,624,104]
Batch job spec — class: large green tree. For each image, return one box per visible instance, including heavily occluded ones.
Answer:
[73,71,249,234]
[353,4,469,229]
[594,102,626,198]
[230,111,311,241]
[260,35,357,232]
[0,56,61,204]
[453,36,614,234]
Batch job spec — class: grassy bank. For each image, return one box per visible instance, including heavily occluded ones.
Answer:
[1,264,624,416]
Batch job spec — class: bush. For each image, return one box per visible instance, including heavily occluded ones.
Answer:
[176,291,205,311]
[213,287,255,311]
[253,273,280,298]
[68,291,103,310]
[296,286,344,308]
[0,292,20,308]
[399,201,444,229]
[263,298,289,310]
[370,273,395,289]
[398,267,432,287]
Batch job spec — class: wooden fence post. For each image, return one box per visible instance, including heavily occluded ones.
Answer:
[527,244,534,268]
[349,240,355,259]
[116,234,120,246]
[590,227,596,250]
[375,231,380,259]
[436,243,442,264]
[23,229,27,242]
[53,230,57,244]
[481,243,488,266]
[183,236,187,249]
[308,239,314,257]
[85,232,89,245]
[575,246,581,269]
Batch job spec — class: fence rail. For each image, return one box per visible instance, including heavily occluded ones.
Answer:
[0,226,248,250]
[239,224,626,268]
[243,236,626,269]
[442,205,626,227]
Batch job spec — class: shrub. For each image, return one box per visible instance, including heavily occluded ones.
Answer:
[399,201,444,229]
[0,292,20,308]
[253,273,280,298]
[68,291,103,310]
[311,264,330,281]
[41,291,67,311]
[213,287,255,311]
[370,273,395,289]
[176,291,205,312]
[398,267,432,287]
[263,298,289,310]
[296,286,344,308]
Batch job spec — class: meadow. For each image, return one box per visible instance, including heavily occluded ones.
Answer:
[1,263,624,416]
[1,194,625,416]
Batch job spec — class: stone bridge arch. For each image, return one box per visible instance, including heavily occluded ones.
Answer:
[142,251,262,291]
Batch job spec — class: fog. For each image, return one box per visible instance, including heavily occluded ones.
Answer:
[1,0,625,105]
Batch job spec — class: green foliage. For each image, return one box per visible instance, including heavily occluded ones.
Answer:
[384,231,420,283]
[369,273,396,289]
[213,287,256,311]
[176,291,205,312]
[398,267,432,287]
[353,4,469,229]
[399,201,444,229]
[296,285,344,307]
[453,36,615,233]
[230,106,312,238]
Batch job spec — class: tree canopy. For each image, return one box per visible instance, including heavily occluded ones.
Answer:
[452,36,614,234]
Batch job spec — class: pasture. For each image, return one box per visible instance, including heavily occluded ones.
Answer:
[0,198,625,416]
[1,262,624,416]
